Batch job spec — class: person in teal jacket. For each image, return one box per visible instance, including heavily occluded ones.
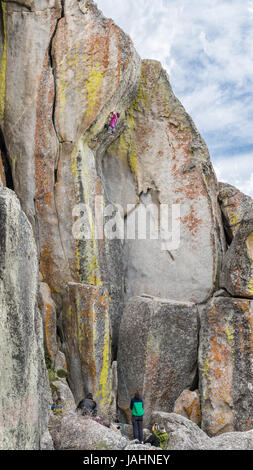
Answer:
[130,391,144,443]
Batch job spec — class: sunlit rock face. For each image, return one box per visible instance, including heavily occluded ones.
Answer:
[117,295,199,425]
[0,185,52,449]
[4,0,253,447]
[199,296,253,436]
[219,183,253,298]
[104,59,226,304]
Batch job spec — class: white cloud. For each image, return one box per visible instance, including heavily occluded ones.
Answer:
[96,0,253,197]
[214,153,253,198]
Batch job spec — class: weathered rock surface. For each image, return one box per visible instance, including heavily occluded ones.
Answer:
[0,185,52,449]
[54,350,68,376]
[219,183,253,298]
[110,422,150,441]
[152,411,210,450]
[219,182,253,240]
[105,59,226,303]
[2,0,252,451]
[118,296,199,424]
[62,282,112,415]
[1,0,142,359]
[38,281,58,367]
[50,413,149,450]
[152,411,253,450]
[173,389,201,425]
[199,296,253,436]
[0,151,5,186]
[51,378,76,412]
[51,409,253,450]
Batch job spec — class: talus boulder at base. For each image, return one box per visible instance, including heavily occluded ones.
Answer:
[152,411,253,450]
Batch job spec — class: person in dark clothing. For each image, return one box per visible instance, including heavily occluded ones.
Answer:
[130,391,144,443]
[145,423,169,449]
[76,393,97,417]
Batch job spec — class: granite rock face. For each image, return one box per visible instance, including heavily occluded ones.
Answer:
[0,185,52,449]
[199,296,253,436]
[2,0,253,449]
[173,389,201,425]
[0,151,5,186]
[38,281,58,367]
[219,183,253,298]
[104,59,226,304]
[118,296,199,424]
[219,182,253,240]
[151,411,253,450]
[62,282,112,415]
[50,413,128,450]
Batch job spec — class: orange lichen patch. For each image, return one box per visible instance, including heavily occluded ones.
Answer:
[174,390,202,425]
[180,210,203,236]
[40,244,57,291]
[54,12,134,140]
[205,300,234,418]
[65,283,111,409]
[143,348,161,418]
[201,297,253,435]
[174,172,207,200]
[34,12,57,197]
[245,418,253,431]
[32,13,61,293]
[44,299,56,362]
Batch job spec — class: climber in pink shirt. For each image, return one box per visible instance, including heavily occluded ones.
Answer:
[108,112,120,134]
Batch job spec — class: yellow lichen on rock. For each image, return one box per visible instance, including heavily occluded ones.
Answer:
[86,64,103,117]
[96,301,112,411]
[0,1,7,124]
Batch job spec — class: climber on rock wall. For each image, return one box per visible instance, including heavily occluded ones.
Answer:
[108,111,120,134]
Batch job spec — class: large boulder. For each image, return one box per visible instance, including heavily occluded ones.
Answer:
[152,411,210,450]
[50,413,146,450]
[0,0,229,438]
[199,296,253,436]
[219,183,253,298]
[151,411,253,450]
[0,186,52,449]
[219,182,253,240]
[104,59,226,304]
[62,282,113,416]
[1,0,142,356]
[117,296,199,425]
[173,389,201,425]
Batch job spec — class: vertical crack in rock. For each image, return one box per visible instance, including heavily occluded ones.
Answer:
[48,1,65,144]
[46,1,71,280]
[0,127,14,190]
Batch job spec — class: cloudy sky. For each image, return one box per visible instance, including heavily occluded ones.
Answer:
[96,0,253,197]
